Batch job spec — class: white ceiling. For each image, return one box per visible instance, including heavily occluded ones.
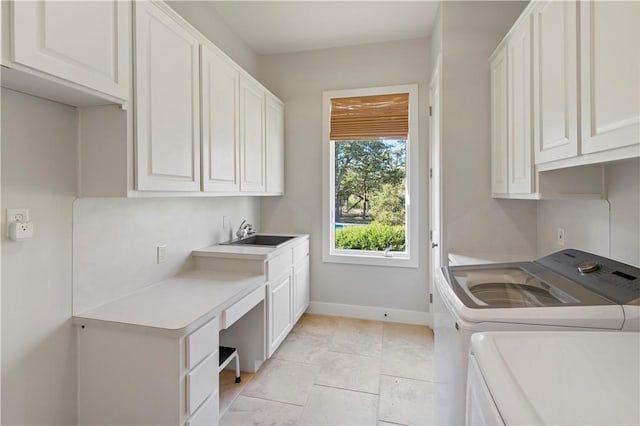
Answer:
[208,1,440,55]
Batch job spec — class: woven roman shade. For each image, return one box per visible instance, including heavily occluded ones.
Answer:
[330,93,409,140]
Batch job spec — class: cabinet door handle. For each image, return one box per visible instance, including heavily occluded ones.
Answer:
[432,242,439,248]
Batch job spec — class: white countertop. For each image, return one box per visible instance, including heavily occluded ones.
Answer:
[471,331,640,425]
[73,269,265,336]
[192,234,308,260]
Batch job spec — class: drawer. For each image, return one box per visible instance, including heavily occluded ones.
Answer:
[186,317,219,369]
[186,351,219,416]
[186,390,219,426]
[222,284,265,329]
[293,239,309,264]
[267,249,293,281]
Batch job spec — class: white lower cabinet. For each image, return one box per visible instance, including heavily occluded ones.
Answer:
[77,317,220,426]
[293,256,310,323]
[267,273,293,356]
[190,236,310,360]
[265,238,310,356]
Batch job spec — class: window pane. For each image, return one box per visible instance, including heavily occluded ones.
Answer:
[333,139,406,252]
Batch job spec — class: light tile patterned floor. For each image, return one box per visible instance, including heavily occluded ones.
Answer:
[219,314,435,426]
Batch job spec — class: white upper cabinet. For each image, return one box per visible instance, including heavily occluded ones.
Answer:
[580,1,640,154]
[507,15,533,194]
[201,45,241,193]
[134,1,201,192]
[266,95,285,194]
[490,46,508,194]
[532,0,578,164]
[240,76,266,193]
[9,0,129,101]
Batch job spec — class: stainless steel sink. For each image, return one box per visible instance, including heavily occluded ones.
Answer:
[222,235,295,247]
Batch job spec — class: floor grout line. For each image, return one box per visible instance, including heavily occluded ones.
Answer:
[232,393,307,408]
[313,382,380,396]
[379,373,436,384]
[221,313,436,425]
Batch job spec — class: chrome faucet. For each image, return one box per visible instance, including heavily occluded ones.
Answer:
[236,220,255,239]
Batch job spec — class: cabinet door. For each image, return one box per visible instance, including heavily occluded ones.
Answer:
[240,77,266,193]
[490,47,508,194]
[293,257,310,324]
[134,1,201,192]
[11,0,129,100]
[267,274,293,356]
[201,46,240,192]
[580,1,640,154]
[507,16,534,194]
[265,95,285,194]
[532,0,579,164]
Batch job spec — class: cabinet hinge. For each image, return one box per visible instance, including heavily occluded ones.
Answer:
[429,106,433,116]
[429,230,433,241]
[429,168,433,178]
[430,293,433,304]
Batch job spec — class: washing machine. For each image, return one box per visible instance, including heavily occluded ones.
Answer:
[433,248,640,426]
[466,331,640,425]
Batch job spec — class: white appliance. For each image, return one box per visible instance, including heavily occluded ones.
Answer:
[434,249,640,425]
[448,252,534,266]
[467,331,640,425]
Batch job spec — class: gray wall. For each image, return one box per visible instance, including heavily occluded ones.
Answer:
[537,160,640,266]
[167,1,260,76]
[439,1,537,259]
[1,3,263,424]
[259,38,431,315]
[1,89,77,425]
[73,197,260,314]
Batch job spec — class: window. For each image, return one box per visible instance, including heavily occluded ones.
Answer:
[322,85,419,267]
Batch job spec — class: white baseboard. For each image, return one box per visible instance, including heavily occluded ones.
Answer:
[307,301,432,327]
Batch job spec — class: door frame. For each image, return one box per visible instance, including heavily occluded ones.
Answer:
[428,54,443,317]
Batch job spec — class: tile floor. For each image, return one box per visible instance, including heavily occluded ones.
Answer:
[219,314,435,426]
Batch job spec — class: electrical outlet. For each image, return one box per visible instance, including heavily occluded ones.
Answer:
[6,208,29,237]
[557,228,565,246]
[157,245,167,264]
[9,222,34,241]
[7,208,29,223]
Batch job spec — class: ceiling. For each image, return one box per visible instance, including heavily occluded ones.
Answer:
[207,1,440,55]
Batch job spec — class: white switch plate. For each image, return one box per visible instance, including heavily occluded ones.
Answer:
[557,228,565,246]
[223,216,229,228]
[6,208,29,237]
[157,245,167,264]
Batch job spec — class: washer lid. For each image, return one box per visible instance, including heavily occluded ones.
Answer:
[445,262,616,309]
[471,332,640,426]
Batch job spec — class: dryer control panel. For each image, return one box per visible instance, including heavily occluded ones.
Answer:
[537,249,640,305]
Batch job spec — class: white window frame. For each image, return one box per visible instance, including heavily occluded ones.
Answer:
[322,84,419,268]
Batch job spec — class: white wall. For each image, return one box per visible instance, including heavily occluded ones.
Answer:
[537,199,610,258]
[440,1,537,259]
[537,160,640,267]
[606,160,640,266]
[73,197,260,313]
[1,89,77,425]
[166,1,260,76]
[259,38,431,317]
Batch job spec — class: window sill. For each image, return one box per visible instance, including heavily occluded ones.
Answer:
[323,251,418,268]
